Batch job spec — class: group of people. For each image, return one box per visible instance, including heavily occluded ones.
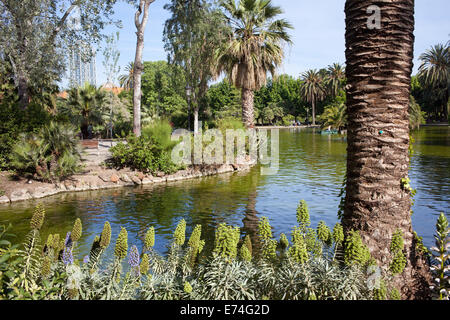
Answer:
[292,120,302,126]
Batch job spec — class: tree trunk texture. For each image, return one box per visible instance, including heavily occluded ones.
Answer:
[241,88,255,128]
[133,0,154,137]
[343,0,431,299]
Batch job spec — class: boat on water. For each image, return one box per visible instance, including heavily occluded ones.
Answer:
[319,129,339,135]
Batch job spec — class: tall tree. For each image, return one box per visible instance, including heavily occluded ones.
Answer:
[215,0,293,128]
[418,43,450,121]
[326,63,346,98]
[131,0,155,137]
[300,69,326,125]
[164,0,227,134]
[0,0,118,109]
[343,0,430,299]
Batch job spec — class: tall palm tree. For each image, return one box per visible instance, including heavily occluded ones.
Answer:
[215,0,293,128]
[119,62,134,90]
[300,69,326,125]
[326,63,346,97]
[343,0,430,299]
[418,43,450,121]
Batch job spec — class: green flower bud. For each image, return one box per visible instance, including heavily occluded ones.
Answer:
[100,221,112,249]
[140,253,150,275]
[296,200,310,229]
[239,244,252,262]
[144,226,155,249]
[114,227,128,260]
[41,255,52,278]
[213,223,240,260]
[279,233,289,250]
[184,281,193,294]
[289,226,309,264]
[243,235,253,256]
[332,223,344,244]
[173,219,186,246]
[30,203,45,230]
[71,218,82,242]
[390,229,404,253]
[258,216,272,241]
[317,220,331,244]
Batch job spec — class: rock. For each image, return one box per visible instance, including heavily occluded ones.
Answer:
[0,195,10,204]
[137,172,145,181]
[131,175,142,185]
[10,189,32,202]
[110,174,119,183]
[156,171,165,178]
[120,174,133,183]
[142,177,153,184]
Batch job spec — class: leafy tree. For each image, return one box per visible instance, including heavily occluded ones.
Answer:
[140,61,187,123]
[164,0,228,134]
[0,0,119,108]
[320,100,347,131]
[204,79,241,123]
[214,0,293,128]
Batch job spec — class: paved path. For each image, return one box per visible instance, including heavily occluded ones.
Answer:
[81,140,122,166]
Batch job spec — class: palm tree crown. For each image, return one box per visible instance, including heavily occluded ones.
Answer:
[215,0,293,127]
[300,69,326,125]
[326,63,346,97]
[119,62,135,90]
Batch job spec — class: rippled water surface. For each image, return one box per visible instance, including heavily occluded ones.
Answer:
[0,126,448,256]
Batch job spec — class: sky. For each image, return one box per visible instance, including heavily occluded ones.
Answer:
[65,0,450,87]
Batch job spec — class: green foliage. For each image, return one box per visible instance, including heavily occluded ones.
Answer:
[296,200,311,231]
[109,134,179,174]
[344,230,371,267]
[409,96,426,129]
[10,121,82,182]
[144,226,155,250]
[173,219,186,246]
[320,100,347,131]
[317,220,332,246]
[142,118,177,152]
[114,227,128,261]
[279,233,289,250]
[258,216,273,241]
[430,213,450,300]
[71,219,83,243]
[288,227,309,264]
[213,223,240,261]
[30,204,46,231]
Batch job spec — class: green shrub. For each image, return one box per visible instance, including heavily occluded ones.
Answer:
[142,118,177,151]
[109,134,179,174]
[10,121,82,181]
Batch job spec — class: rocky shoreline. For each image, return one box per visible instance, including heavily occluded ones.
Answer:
[0,162,254,205]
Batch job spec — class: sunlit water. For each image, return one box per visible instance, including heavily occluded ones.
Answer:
[0,126,448,257]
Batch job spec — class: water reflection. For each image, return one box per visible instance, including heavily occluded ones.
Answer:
[0,127,448,256]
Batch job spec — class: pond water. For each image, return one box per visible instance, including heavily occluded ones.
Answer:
[0,126,448,257]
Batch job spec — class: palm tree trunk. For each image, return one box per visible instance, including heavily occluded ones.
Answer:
[311,96,316,125]
[343,0,430,299]
[241,88,255,128]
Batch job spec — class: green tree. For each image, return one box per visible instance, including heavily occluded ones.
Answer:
[63,82,106,139]
[164,0,227,134]
[326,63,346,98]
[214,0,293,128]
[418,43,450,121]
[300,69,326,125]
[0,0,119,108]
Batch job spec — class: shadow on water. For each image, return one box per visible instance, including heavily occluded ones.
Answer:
[0,127,448,256]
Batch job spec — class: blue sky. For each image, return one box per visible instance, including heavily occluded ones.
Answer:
[72,0,450,87]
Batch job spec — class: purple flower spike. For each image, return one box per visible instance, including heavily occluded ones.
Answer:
[62,246,74,265]
[128,245,140,268]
